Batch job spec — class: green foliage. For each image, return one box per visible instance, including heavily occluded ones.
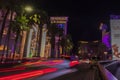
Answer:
[14,15,29,31]
[60,34,74,54]
[29,14,41,24]
[65,35,74,53]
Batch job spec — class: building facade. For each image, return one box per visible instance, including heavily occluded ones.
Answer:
[110,15,120,60]
[50,17,68,58]
[0,9,48,61]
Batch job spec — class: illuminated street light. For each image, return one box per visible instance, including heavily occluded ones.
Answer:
[24,6,33,12]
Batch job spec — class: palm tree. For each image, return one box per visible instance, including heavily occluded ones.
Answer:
[0,0,10,45]
[47,24,72,58]
[0,0,49,61]
[11,20,21,59]
[47,24,59,58]
[0,0,23,45]
[9,5,47,59]
[12,14,30,59]
[55,26,64,58]
[11,6,48,59]
[27,8,49,57]
[0,0,24,61]
[37,10,49,57]
[60,34,74,56]
[2,11,14,59]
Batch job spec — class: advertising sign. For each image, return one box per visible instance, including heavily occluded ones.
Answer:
[110,15,120,60]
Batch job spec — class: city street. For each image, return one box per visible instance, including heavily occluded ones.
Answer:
[0,59,76,80]
[1,1,120,80]
[0,58,119,80]
[0,59,104,80]
[0,59,96,80]
[30,62,100,80]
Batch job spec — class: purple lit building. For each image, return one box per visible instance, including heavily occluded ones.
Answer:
[99,22,112,60]
[100,23,111,50]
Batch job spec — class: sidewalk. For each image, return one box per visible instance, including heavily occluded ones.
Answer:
[0,61,21,68]
[0,57,42,68]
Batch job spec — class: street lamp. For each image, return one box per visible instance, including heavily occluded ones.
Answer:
[24,6,33,13]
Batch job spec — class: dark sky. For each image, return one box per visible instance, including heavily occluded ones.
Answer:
[38,0,120,44]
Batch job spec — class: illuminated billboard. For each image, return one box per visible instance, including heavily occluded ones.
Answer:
[110,15,120,60]
[50,17,68,35]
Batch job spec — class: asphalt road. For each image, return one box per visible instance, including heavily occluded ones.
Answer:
[26,63,102,80]
[51,63,102,80]
[0,59,105,80]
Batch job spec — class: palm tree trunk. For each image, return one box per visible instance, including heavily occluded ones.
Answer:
[0,9,10,45]
[35,29,39,56]
[19,31,27,60]
[37,25,42,57]
[51,35,55,58]
[0,9,10,62]
[61,37,65,55]
[2,11,14,62]
[13,30,20,60]
[6,11,14,57]
[57,36,61,58]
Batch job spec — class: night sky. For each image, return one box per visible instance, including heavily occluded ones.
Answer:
[37,0,120,44]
